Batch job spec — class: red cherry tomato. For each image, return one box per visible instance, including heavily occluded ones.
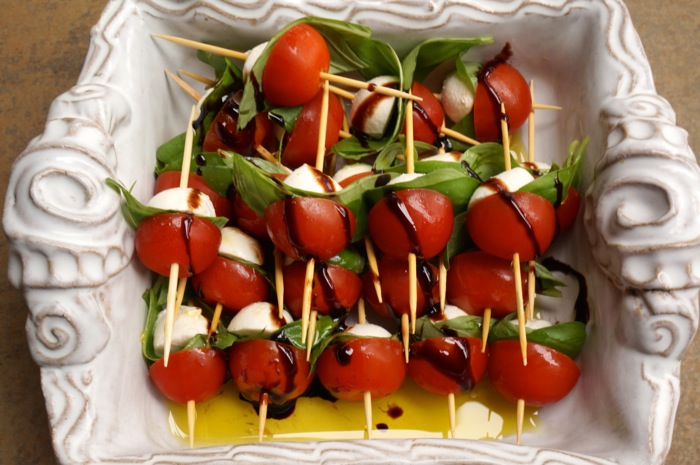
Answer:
[281,90,344,169]
[262,23,330,107]
[338,170,373,189]
[191,256,270,313]
[135,213,221,277]
[202,93,274,156]
[488,340,581,407]
[154,171,232,219]
[282,261,362,318]
[408,337,487,396]
[264,197,355,261]
[228,339,312,405]
[149,348,227,404]
[466,191,555,261]
[368,189,454,260]
[363,257,439,320]
[555,187,581,234]
[230,191,269,240]
[402,81,445,145]
[316,337,406,401]
[446,251,529,318]
[473,55,532,142]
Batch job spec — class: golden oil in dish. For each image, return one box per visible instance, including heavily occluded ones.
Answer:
[167,377,538,445]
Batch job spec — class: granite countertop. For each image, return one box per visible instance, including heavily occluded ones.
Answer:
[0,1,697,464]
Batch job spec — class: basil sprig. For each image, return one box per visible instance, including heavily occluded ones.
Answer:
[412,314,483,343]
[488,313,586,359]
[106,178,228,229]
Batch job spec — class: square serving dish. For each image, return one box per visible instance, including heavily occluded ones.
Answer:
[4,0,699,463]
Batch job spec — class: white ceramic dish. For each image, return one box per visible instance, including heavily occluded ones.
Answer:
[4,0,699,464]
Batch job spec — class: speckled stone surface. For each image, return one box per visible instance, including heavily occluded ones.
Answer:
[0,1,697,464]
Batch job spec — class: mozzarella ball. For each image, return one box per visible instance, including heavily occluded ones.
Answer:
[440,71,475,123]
[388,172,424,185]
[153,305,209,357]
[349,75,399,138]
[218,227,265,265]
[345,323,393,338]
[284,164,341,193]
[333,163,373,185]
[421,152,462,163]
[508,317,553,331]
[147,187,217,217]
[467,167,535,210]
[242,42,268,82]
[227,302,293,337]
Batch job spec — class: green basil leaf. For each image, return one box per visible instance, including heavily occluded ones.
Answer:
[412,317,446,342]
[442,211,472,266]
[155,132,188,174]
[141,277,168,363]
[325,247,366,274]
[518,137,588,204]
[534,261,565,298]
[454,59,481,94]
[273,315,339,372]
[445,113,476,152]
[401,37,493,88]
[181,334,209,351]
[434,315,483,339]
[211,327,239,351]
[333,172,396,241]
[269,105,303,133]
[488,313,586,359]
[462,142,508,181]
[230,152,288,216]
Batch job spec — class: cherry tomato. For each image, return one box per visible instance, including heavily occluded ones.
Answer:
[555,187,581,234]
[402,81,445,145]
[149,348,227,404]
[135,213,221,277]
[154,171,232,219]
[283,261,362,318]
[202,92,274,156]
[230,191,269,240]
[228,339,312,405]
[316,337,406,401]
[446,251,529,318]
[262,23,330,107]
[488,340,581,407]
[191,256,270,313]
[466,191,555,261]
[264,197,355,261]
[473,54,531,142]
[281,90,344,169]
[408,337,487,396]
[363,257,439,320]
[338,170,373,189]
[368,189,454,260]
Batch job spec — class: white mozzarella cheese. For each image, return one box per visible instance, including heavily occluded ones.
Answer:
[242,42,268,82]
[147,187,217,217]
[283,164,341,193]
[333,163,373,185]
[345,323,393,338]
[467,167,535,210]
[153,305,209,357]
[349,76,399,138]
[218,226,264,265]
[227,302,293,337]
[440,71,475,123]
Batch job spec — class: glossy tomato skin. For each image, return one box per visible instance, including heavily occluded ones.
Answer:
[466,191,555,261]
[473,60,532,142]
[191,256,270,313]
[402,81,445,145]
[555,187,581,235]
[368,189,454,260]
[262,23,330,107]
[149,348,227,404]
[446,251,529,318]
[228,339,312,405]
[230,192,269,240]
[408,337,487,396]
[282,90,344,169]
[155,171,232,219]
[488,340,581,407]
[283,261,362,318]
[202,93,274,156]
[264,197,355,261]
[135,213,221,278]
[316,337,406,401]
[363,257,439,320]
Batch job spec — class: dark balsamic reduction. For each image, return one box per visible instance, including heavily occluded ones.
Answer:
[412,338,475,391]
[316,262,343,313]
[483,177,543,257]
[195,154,207,166]
[281,199,308,260]
[182,213,193,274]
[461,160,483,182]
[384,191,422,257]
[386,404,404,419]
[187,188,202,211]
[333,342,354,366]
[273,343,298,404]
[541,257,590,324]
[376,423,389,430]
[411,100,441,145]
[241,394,297,420]
[268,112,285,128]
[477,43,514,140]
[435,135,453,152]
[250,75,265,112]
